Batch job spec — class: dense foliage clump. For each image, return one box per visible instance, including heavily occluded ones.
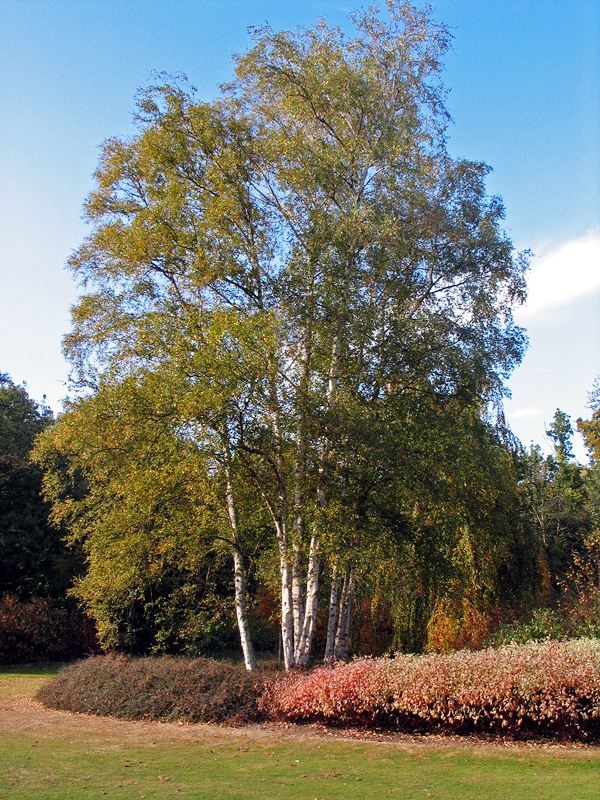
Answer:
[261,639,600,741]
[0,594,97,664]
[0,373,82,601]
[37,654,268,724]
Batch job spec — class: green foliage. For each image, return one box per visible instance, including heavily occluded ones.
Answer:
[490,608,569,646]
[39,2,531,665]
[548,409,575,462]
[0,373,52,456]
[354,401,535,653]
[261,639,600,741]
[37,654,267,724]
[493,400,600,650]
[518,410,593,602]
[0,373,82,599]
[33,374,268,656]
[577,377,600,580]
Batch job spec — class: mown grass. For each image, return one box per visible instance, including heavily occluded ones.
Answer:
[0,664,61,698]
[2,669,600,800]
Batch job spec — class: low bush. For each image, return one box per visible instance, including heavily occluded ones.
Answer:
[0,594,97,664]
[37,654,266,724]
[36,641,600,741]
[490,606,600,647]
[260,639,600,741]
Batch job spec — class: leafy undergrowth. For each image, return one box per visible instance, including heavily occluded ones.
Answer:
[262,639,600,742]
[37,653,266,725]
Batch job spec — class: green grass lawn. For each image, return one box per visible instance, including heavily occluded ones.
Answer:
[1,668,599,799]
[0,664,61,698]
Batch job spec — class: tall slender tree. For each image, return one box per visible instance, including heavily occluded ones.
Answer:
[228,2,527,665]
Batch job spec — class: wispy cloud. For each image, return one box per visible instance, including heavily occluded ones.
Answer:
[517,231,600,318]
[511,407,543,419]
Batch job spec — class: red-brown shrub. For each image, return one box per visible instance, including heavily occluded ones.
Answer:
[37,654,267,724]
[0,594,97,664]
[260,639,600,740]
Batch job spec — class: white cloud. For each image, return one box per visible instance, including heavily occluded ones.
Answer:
[517,230,600,318]
[511,407,543,420]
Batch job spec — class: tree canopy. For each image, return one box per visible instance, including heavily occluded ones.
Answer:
[36,2,530,668]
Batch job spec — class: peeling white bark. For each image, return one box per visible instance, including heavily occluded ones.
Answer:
[292,550,305,659]
[296,531,320,666]
[232,549,256,672]
[279,551,295,670]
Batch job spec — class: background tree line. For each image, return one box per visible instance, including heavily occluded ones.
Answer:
[2,2,598,667]
[0,374,95,662]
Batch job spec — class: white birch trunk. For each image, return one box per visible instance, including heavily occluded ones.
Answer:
[291,318,312,664]
[295,333,341,664]
[279,550,295,670]
[292,550,305,659]
[296,531,320,666]
[266,367,296,671]
[333,564,354,662]
[232,549,256,671]
[324,562,341,663]
[224,464,256,671]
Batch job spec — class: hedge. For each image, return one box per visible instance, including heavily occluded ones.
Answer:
[37,640,600,741]
[260,639,600,741]
[37,653,267,724]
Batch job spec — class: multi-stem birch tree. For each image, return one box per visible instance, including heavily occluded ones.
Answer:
[41,1,528,669]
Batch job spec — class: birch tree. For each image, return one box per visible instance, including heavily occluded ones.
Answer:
[41,2,528,668]
[38,94,279,668]
[228,2,527,665]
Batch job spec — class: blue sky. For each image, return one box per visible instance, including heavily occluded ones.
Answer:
[1,0,598,459]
